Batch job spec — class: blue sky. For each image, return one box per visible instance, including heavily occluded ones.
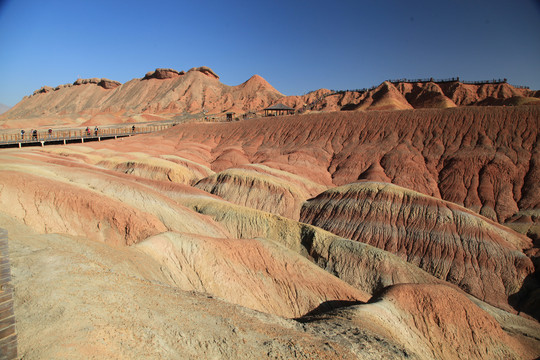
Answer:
[0,0,539,106]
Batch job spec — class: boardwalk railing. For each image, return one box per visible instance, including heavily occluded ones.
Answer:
[323,78,531,95]
[1,124,172,144]
[0,123,182,148]
[0,228,17,360]
[387,77,510,85]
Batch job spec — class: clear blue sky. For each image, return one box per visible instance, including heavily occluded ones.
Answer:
[0,0,539,106]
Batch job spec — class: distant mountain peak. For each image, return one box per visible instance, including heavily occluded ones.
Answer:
[0,103,11,115]
[238,74,282,94]
[0,66,284,122]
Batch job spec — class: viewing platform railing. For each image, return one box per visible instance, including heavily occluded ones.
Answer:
[0,124,173,148]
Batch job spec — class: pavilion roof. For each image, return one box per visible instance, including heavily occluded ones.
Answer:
[264,103,295,111]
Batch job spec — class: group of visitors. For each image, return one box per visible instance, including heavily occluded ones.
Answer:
[20,129,40,140]
[84,126,100,136]
[18,124,136,142]
[19,126,102,140]
[20,128,54,140]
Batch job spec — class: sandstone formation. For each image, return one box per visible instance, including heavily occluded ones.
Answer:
[299,182,534,311]
[114,106,538,227]
[1,103,539,358]
[41,77,123,91]
[138,232,369,318]
[2,72,538,129]
[397,81,457,108]
[281,80,539,112]
[0,170,167,246]
[194,164,327,219]
[143,68,185,80]
[85,107,539,253]
[0,150,230,243]
[305,284,536,359]
[97,78,122,89]
[356,81,414,110]
[32,86,53,95]
[0,66,283,126]
[173,193,449,297]
[188,66,220,79]
[10,210,536,359]
[5,218,366,359]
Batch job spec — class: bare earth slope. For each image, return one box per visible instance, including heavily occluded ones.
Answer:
[2,75,538,129]
[303,284,537,360]
[5,217,367,360]
[299,181,533,312]
[107,106,538,226]
[282,80,540,112]
[0,67,284,127]
[194,164,327,219]
[1,105,539,358]
[137,232,370,318]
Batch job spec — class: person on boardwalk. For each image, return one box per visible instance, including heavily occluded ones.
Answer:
[86,127,90,136]
[94,126,99,136]
[132,125,135,133]
[20,129,25,139]
[32,129,37,140]
[48,128,52,139]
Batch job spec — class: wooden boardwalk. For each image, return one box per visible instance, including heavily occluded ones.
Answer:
[0,229,16,360]
[0,123,174,149]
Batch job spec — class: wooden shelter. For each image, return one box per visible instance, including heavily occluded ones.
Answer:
[264,103,295,116]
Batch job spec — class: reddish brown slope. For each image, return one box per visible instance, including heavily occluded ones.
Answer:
[279,81,538,111]
[345,284,536,359]
[3,78,117,120]
[80,106,540,230]
[0,170,168,246]
[123,106,538,225]
[355,81,413,110]
[5,75,537,128]
[299,182,534,311]
[99,68,283,115]
[396,81,457,108]
[0,150,231,243]
[138,233,369,318]
[194,164,327,219]
[1,121,539,358]
[77,107,539,308]
[0,67,284,124]
[279,89,334,110]
[0,149,368,320]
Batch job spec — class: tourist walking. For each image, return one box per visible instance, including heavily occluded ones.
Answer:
[20,129,25,139]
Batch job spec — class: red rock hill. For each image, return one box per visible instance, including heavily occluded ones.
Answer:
[2,73,538,128]
[281,80,540,112]
[0,66,284,123]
